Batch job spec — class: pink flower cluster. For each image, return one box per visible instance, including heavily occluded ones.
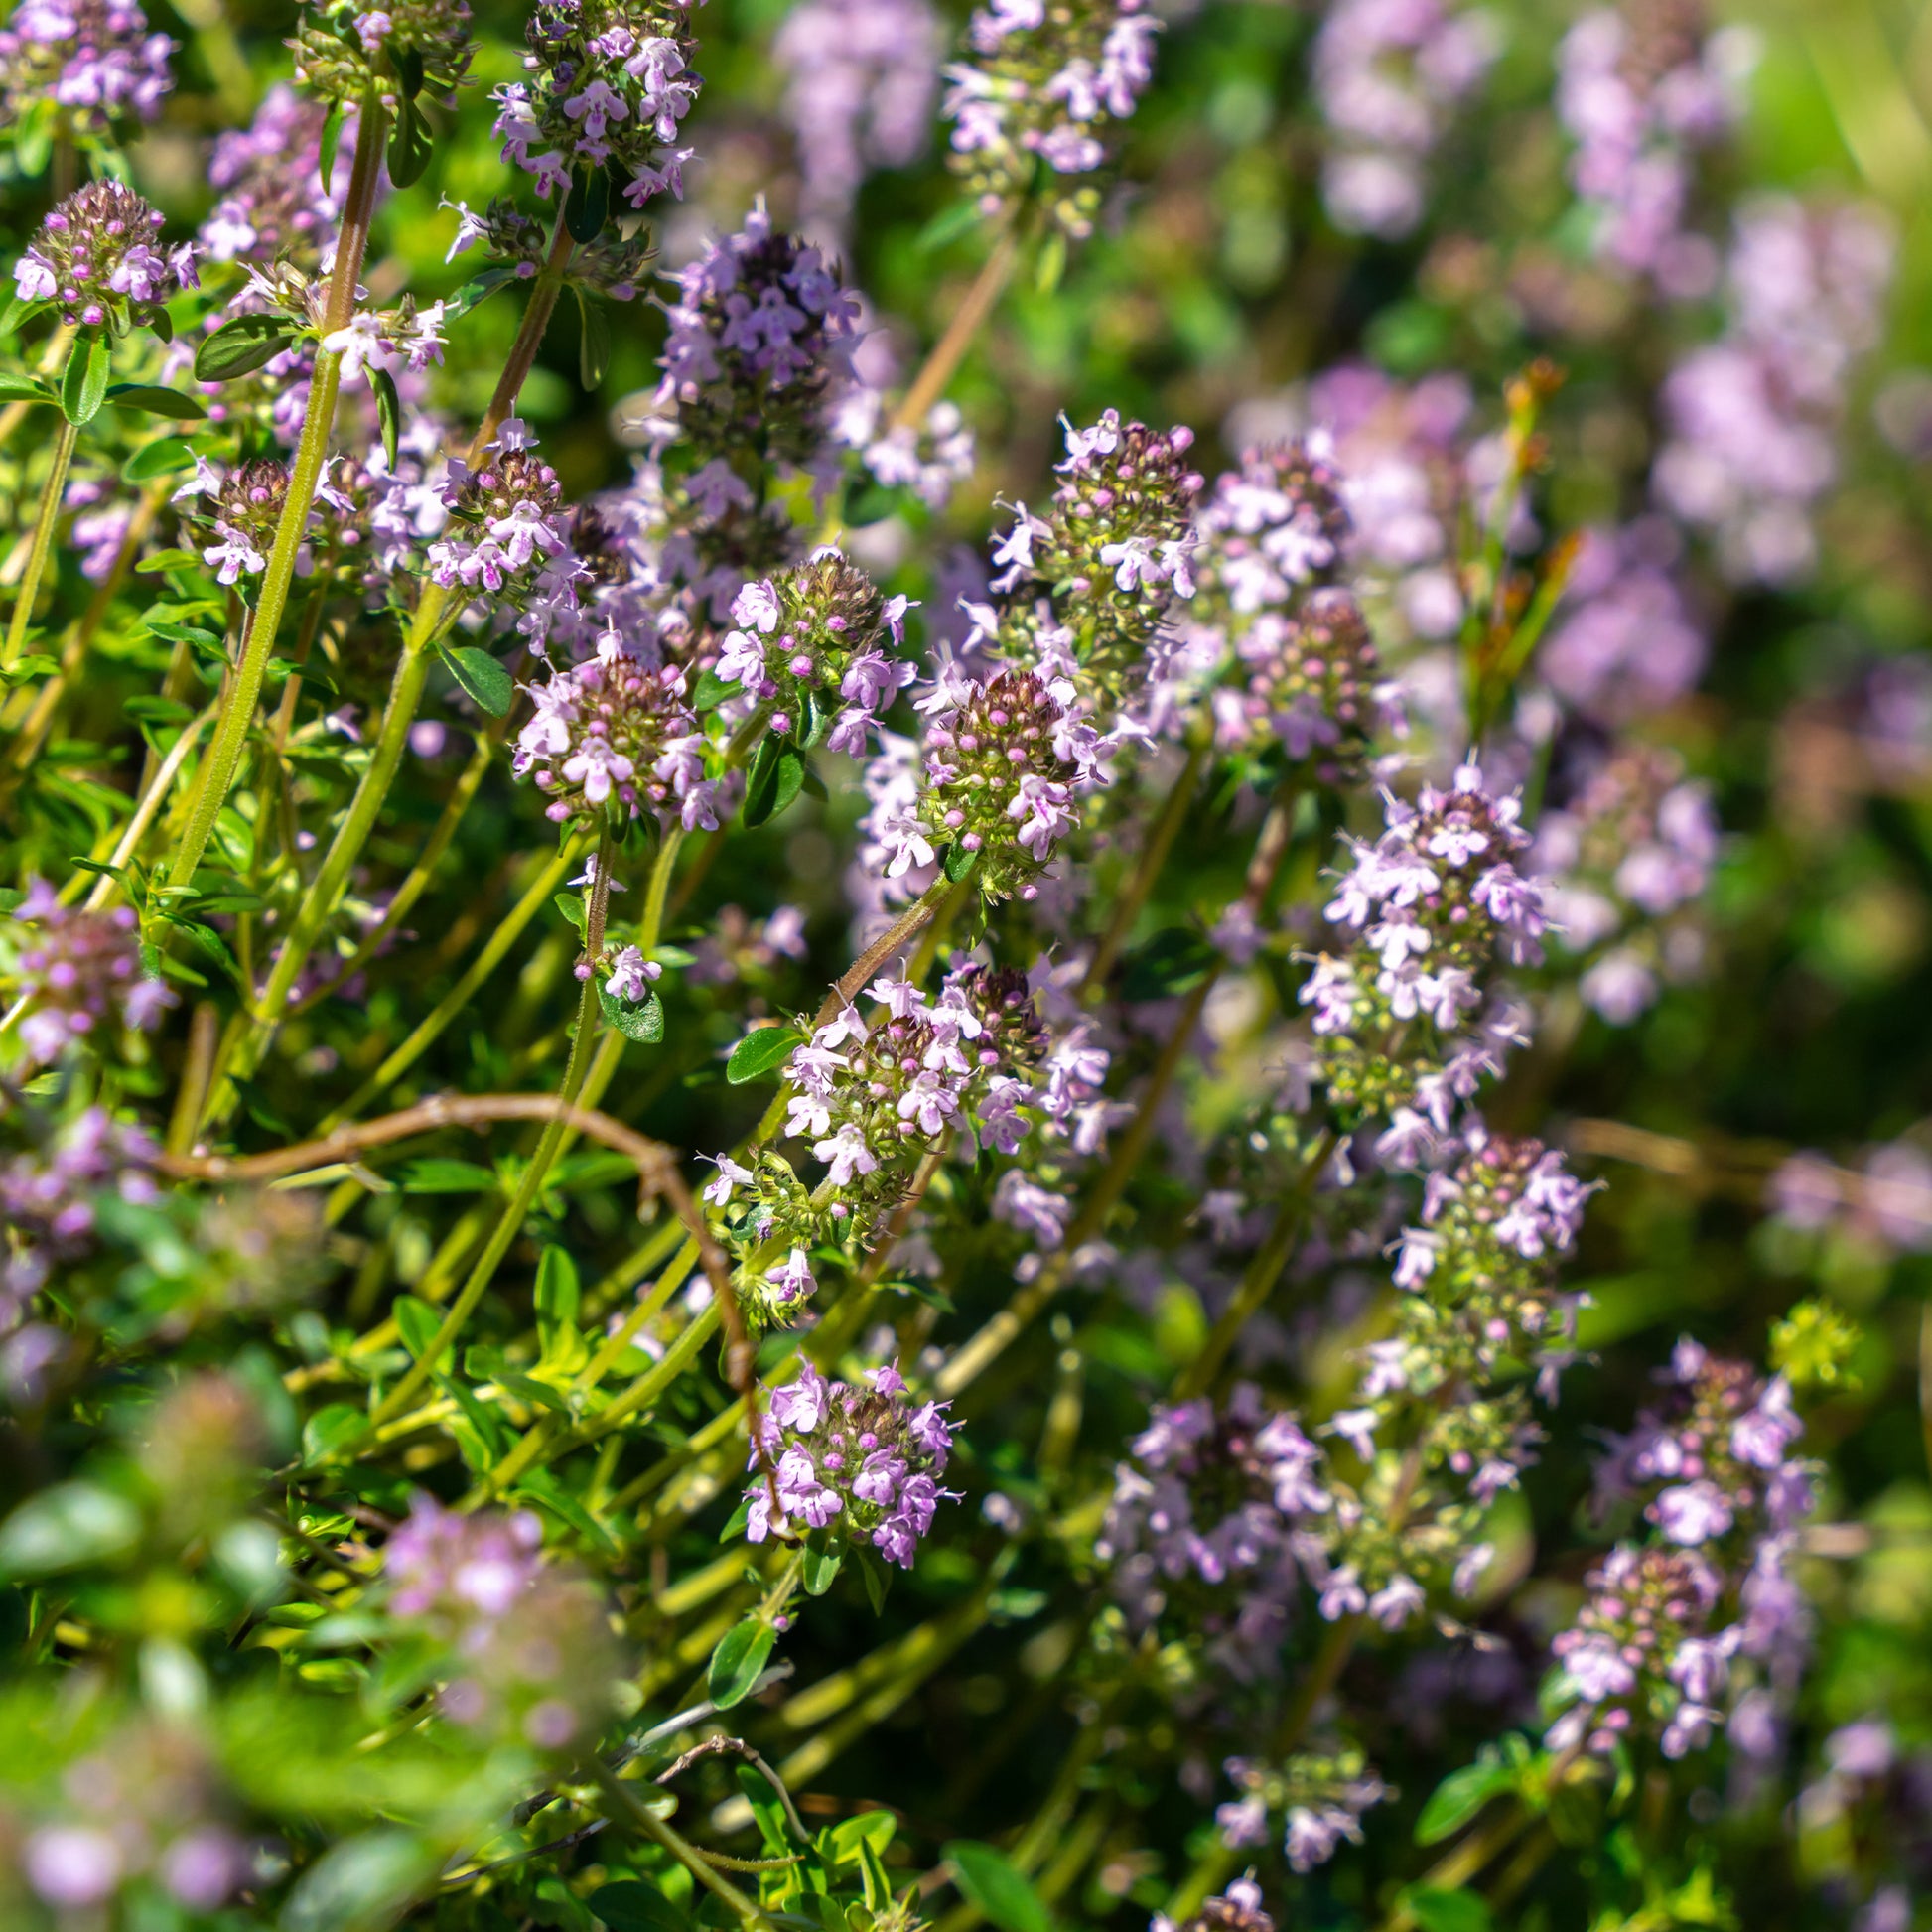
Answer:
[744,1360,959,1568]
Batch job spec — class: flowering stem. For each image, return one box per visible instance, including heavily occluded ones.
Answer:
[71,706,213,912]
[892,213,1022,432]
[2,414,77,672]
[1079,743,1203,997]
[812,873,959,1032]
[937,786,1305,1400]
[473,212,578,462]
[224,214,580,1097]
[364,822,615,1432]
[162,90,388,900]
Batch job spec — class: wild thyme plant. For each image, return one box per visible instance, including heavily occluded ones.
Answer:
[0,0,1922,1928]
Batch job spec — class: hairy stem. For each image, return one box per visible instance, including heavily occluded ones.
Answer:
[2,414,77,672]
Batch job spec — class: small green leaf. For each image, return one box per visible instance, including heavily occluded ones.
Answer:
[0,1482,142,1578]
[122,437,196,483]
[854,1542,890,1615]
[590,1880,692,1932]
[441,644,514,717]
[574,285,611,390]
[599,983,665,1043]
[691,666,736,711]
[716,1494,754,1543]
[1416,1762,1512,1845]
[386,89,433,188]
[318,101,345,191]
[1401,1889,1494,1932]
[553,892,587,932]
[369,365,400,471]
[827,1813,897,1864]
[397,1158,497,1194]
[727,1025,800,1085]
[301,1403,367,1465]
[195,312,299,382]
[944,1844,1050,1932]
[392,1294,441,1360]
[136,549,202,575]
[0,372,53,403]
[61,330,111,425]
[536,1245,580,1328]
[707,1616,778,1709]
[914,199,984,254]
[801,1531,843,1596]
[105,383,207,420]
[0,293,53,338]
[124,696,194,724]
[745,740,806,828]
[565,167,611,244]
[391,39,425,97]
[146,620,223,650]
[943,842,977,885]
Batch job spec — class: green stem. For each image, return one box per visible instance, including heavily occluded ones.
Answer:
[219,212,579,1095]
[162,91,388,895]
[591,1762,774,1932]
[2,414,77,671]
[364,821,616,1432]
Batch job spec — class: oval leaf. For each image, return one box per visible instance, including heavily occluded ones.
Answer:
[369,365,400,470]
[195,312,299,382]
[105,383,208,420]
[801,1534,844,1596]
[727,1025,800,1085]
[944,1843,1051,1932]
[1402,1889,1495,1932]
[61,330,111,426]
[387,91,433,189]
[442,644,514,718]
[122,437,197,483]
[707,1615,777,1709]
[0,372,52,403]
[1416,1761,1512,1845]
[599,983,665,1043]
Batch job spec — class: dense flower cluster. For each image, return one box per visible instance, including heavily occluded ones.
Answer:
[706,964,1059,1306]
[743,1360,959,1567]
[4,883,174,1065]
[383,1495,621,1748]
[895,668,1096,901]
[291,0,475,103]
[943,0,1161,236]
[1654,197,1893,584]
[1099,1383,1330,1678]
[650,204,861,471]
[0,0,173,140]
[514,650,710,826]
[1556,0,1755,292]
[994,409,1203,680]
[715,549,913,751]
[1533,744,1718,1024]
[427,420,575,602]
[1550,1340,1815,1758]
[1311,0,1497,240]
[1301,759,1544,1130]
[12,180,196,334]
[492,0,700,206]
